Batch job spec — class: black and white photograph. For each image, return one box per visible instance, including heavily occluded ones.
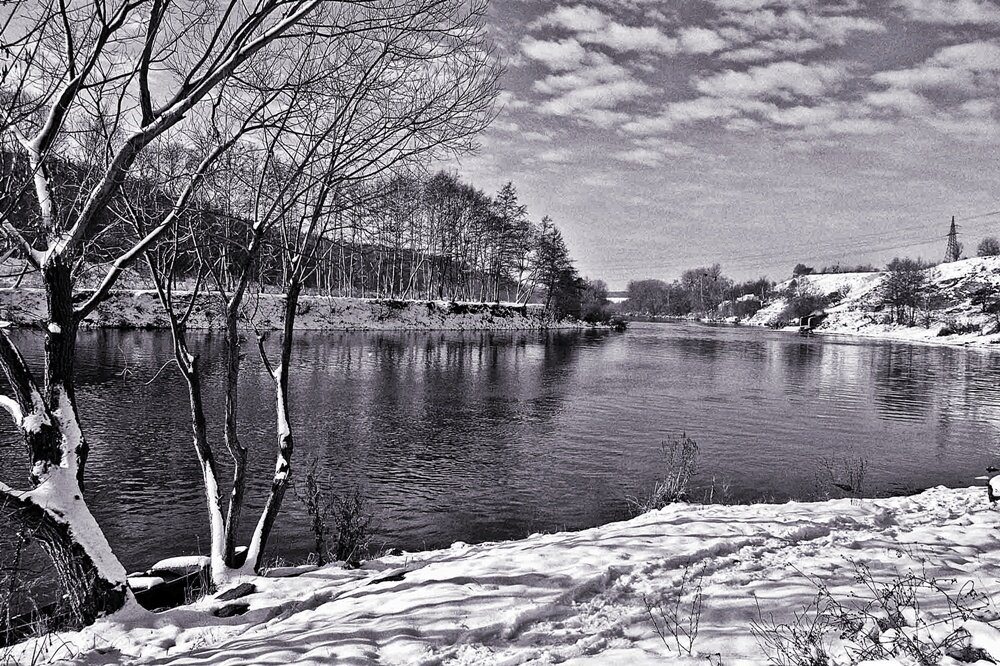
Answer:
[3,0,1000,663]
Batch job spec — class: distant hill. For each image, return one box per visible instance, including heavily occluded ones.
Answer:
[746,256,1000,347]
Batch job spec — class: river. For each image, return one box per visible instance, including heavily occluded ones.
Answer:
[2,321,999,571]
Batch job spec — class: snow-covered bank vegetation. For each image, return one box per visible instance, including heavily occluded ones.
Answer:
[7,486,1000,665]
[746,257,1000,346]
[0,289,592,331]
[620,255,1000,348]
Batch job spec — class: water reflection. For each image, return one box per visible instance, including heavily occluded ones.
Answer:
[2,323,1000,570]
[872,345,934,422]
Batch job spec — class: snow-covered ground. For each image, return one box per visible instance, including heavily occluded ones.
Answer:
[0,289,588,331]
[9,486,1000,665]
[746,257,1000,347]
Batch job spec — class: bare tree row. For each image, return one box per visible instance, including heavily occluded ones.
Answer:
[0,0,501,630]
[127,166,579,306]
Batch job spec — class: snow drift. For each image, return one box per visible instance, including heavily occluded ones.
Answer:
[8,486,1000,665]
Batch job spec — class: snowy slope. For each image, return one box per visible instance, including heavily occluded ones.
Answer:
[9,486,1000,665]
[747,257,1000,347]
[0,290,587,331]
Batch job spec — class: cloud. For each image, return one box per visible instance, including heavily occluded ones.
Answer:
[526,45,653,126]
[861,42,1000,140]
[895,0,1000,25]
[537,148,576,164]
[694,61,850,100]
[537,4,608,32]
[613,137,695,166]
[720,37,825,62]
[623,98,740,134]
[520,37,589,71]
[864,88,933,114]
[533,4,678,54]
[613,147,665,166]
[678,27,728,54]
[764,104,841,127]
[497,91,531,111]
[623,59,870,137]
[706,3,885,62]
[537,78,650,113]
[872,41,1000,94]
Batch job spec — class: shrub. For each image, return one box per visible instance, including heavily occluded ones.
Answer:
[937,317,980,336]
[733,297,762,319]
[627,435,699,514]
[970,285,1000,326]
[751,562,994,666]
[814,455,868,499]
[293,458,377,567]
[782,284,830,323]
[977,236,1000,257]
[643,563,706,657]
[330,486,376,565]
[0,518,77,651]
[448,301,485,315]
[817,264,877,274]
[881,258,929,326]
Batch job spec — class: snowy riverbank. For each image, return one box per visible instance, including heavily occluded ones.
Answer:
[9,486,1000,665]
[746,257,1000,348]
[0,289,592,331]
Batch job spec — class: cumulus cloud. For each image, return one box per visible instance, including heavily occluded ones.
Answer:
[896,0,1000,25]
[613,137,695,166]
[520,31,655,127]
[533,4,678,55]
[864,88,933,114]
[520,37,589,71]
[765,105,841,127]
[622,98,740,134]
[678,27,729,54]
[695,61,850,100]
[707,3,885,62]
[614,147,666,166]
[872,41,1000,94]
[509,0,1000,143]
[537,148,576,164]
[623,60,859,136]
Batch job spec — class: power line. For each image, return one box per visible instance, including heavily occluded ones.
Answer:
[593,206,1000,278]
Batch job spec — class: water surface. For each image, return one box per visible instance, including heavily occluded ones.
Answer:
[2,322,999,570]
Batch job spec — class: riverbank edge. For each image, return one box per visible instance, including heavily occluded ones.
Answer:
[8,484,998,665]
[742,318,1000,349]
[627,314,1000,350]
[0,288,602,332]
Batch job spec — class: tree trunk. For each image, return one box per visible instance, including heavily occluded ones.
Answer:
[1,487,129,628]
[147,271,230,583]
[222,307,248,567]
[43,259,86,484]
[244,279,300,571]
[176,339,228,581]
[0,267,131,627]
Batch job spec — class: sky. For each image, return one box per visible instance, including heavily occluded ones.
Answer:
[446,0,1000,289]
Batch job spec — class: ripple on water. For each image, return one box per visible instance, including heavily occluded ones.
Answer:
[1,322,998,569]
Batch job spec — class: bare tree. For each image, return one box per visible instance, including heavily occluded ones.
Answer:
[0,0,368,624]
[142,0,500,582]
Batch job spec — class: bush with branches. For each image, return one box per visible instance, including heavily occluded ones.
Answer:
[977,237,1000,257]
[293,459,377,567]
[752,562,996,666]
[627,435,699,514]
